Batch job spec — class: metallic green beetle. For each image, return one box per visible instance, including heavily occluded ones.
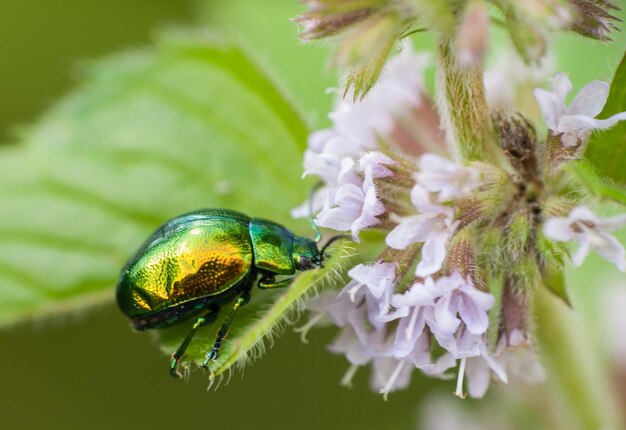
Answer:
[117,209,337,377]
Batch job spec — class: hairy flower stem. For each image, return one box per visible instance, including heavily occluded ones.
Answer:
[437,39,499,164]
[535,288,624,430]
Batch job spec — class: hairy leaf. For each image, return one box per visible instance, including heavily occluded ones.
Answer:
[541,265,571,307]
[0,31,310,333]
[565,160,626,206]
[158,242,354,379]
[585,52,626,183]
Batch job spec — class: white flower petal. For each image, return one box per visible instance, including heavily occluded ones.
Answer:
[391,279,438,308]
[415,231,448,277]
[337,157,360,185]
[543,217,576,241]
[594,233,626,272]
[394,308,427,357]
[458,298,489,335]
[569,206,598,221]
[359,151,396,180]
[567,80,609,117]
[534,88,561,130]
[410,183,432,209]
[462,286,496,312]
[422,353,457,378]
[386,215,435,249]
[328,325,371,365]
[598,213,626,232]
[572,236,592,267]
[534,72,626,148]
[307,129,336,152]
[465,358,491,398]
[347,262,396,300]
[433,294,461,335]
[479,347,508,384]
[546,206,626,271]
[416,154,480,201]
[551,72,572,106]
[588,111,626,130]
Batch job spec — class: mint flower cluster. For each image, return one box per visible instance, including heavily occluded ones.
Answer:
[293,45,626,399]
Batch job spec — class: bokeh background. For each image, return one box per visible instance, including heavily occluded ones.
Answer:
[1,1,625,429]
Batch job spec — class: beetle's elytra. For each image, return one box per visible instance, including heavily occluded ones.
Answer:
[116,209,328,377]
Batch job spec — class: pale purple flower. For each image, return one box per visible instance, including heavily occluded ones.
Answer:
[328,324,374,367]
[302,144,359,185]
[386,185,459,276]
[429,272,495,340]
[496,345,546,385]
[343,262,396,316]
[413,272,502,398]
[324,263,401,389]
[294,292,338,343]
[416,153,480,201]
[534,73,626,147]
[315,181,385,242]
[484,52,555,112]
[378,277,438,362]
[461,345,508,398]
[292,131,363,218]
[293,44,431,221]
[373,357,414,400]
[544,206,626,271]
[431,343,507,399]
[334,44,429,148]
[420,395,503,430]
[359,151,396,183]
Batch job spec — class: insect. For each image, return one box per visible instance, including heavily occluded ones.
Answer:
[116,208,341,377]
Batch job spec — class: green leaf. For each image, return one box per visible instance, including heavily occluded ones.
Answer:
[0,31,310,328]
[158,242,354,379]
[585,52,626,183]
[564,159,626,206]
[541,265,571,307]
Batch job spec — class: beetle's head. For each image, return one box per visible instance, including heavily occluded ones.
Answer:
[293,235,349,271]
[293,236,322,271]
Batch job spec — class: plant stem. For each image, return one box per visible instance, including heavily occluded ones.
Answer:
[437,38,499,163]
[535,287,624,430]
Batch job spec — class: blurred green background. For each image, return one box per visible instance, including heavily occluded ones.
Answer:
[0,1,624,429]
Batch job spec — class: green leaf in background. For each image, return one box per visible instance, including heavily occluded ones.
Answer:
[585,52,626,183]
[0,31,311,333]
[565,159,626,206]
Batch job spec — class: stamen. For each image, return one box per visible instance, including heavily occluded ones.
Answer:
[340,364,360,388]
[348,283,363,302]
[405,307,420,341]
[380,361,406,401]
[454,357,467,399]
[294,313,326,344]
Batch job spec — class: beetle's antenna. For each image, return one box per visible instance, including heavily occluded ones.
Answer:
[308,182,323,243]
[320,235,350,256]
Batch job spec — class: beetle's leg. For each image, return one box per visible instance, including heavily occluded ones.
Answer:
[258,275,293,289]
[203,289,251,366]
[170,304,220,378]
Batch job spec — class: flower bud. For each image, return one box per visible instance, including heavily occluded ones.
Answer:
[497,275,531,350]
[493,2,548,62]
[497,115,540,183]
[455,0,490,67]
[296,0,420,100]
[569,0,621,41]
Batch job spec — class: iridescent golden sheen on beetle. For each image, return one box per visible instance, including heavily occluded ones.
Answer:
[116,209,325,377]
